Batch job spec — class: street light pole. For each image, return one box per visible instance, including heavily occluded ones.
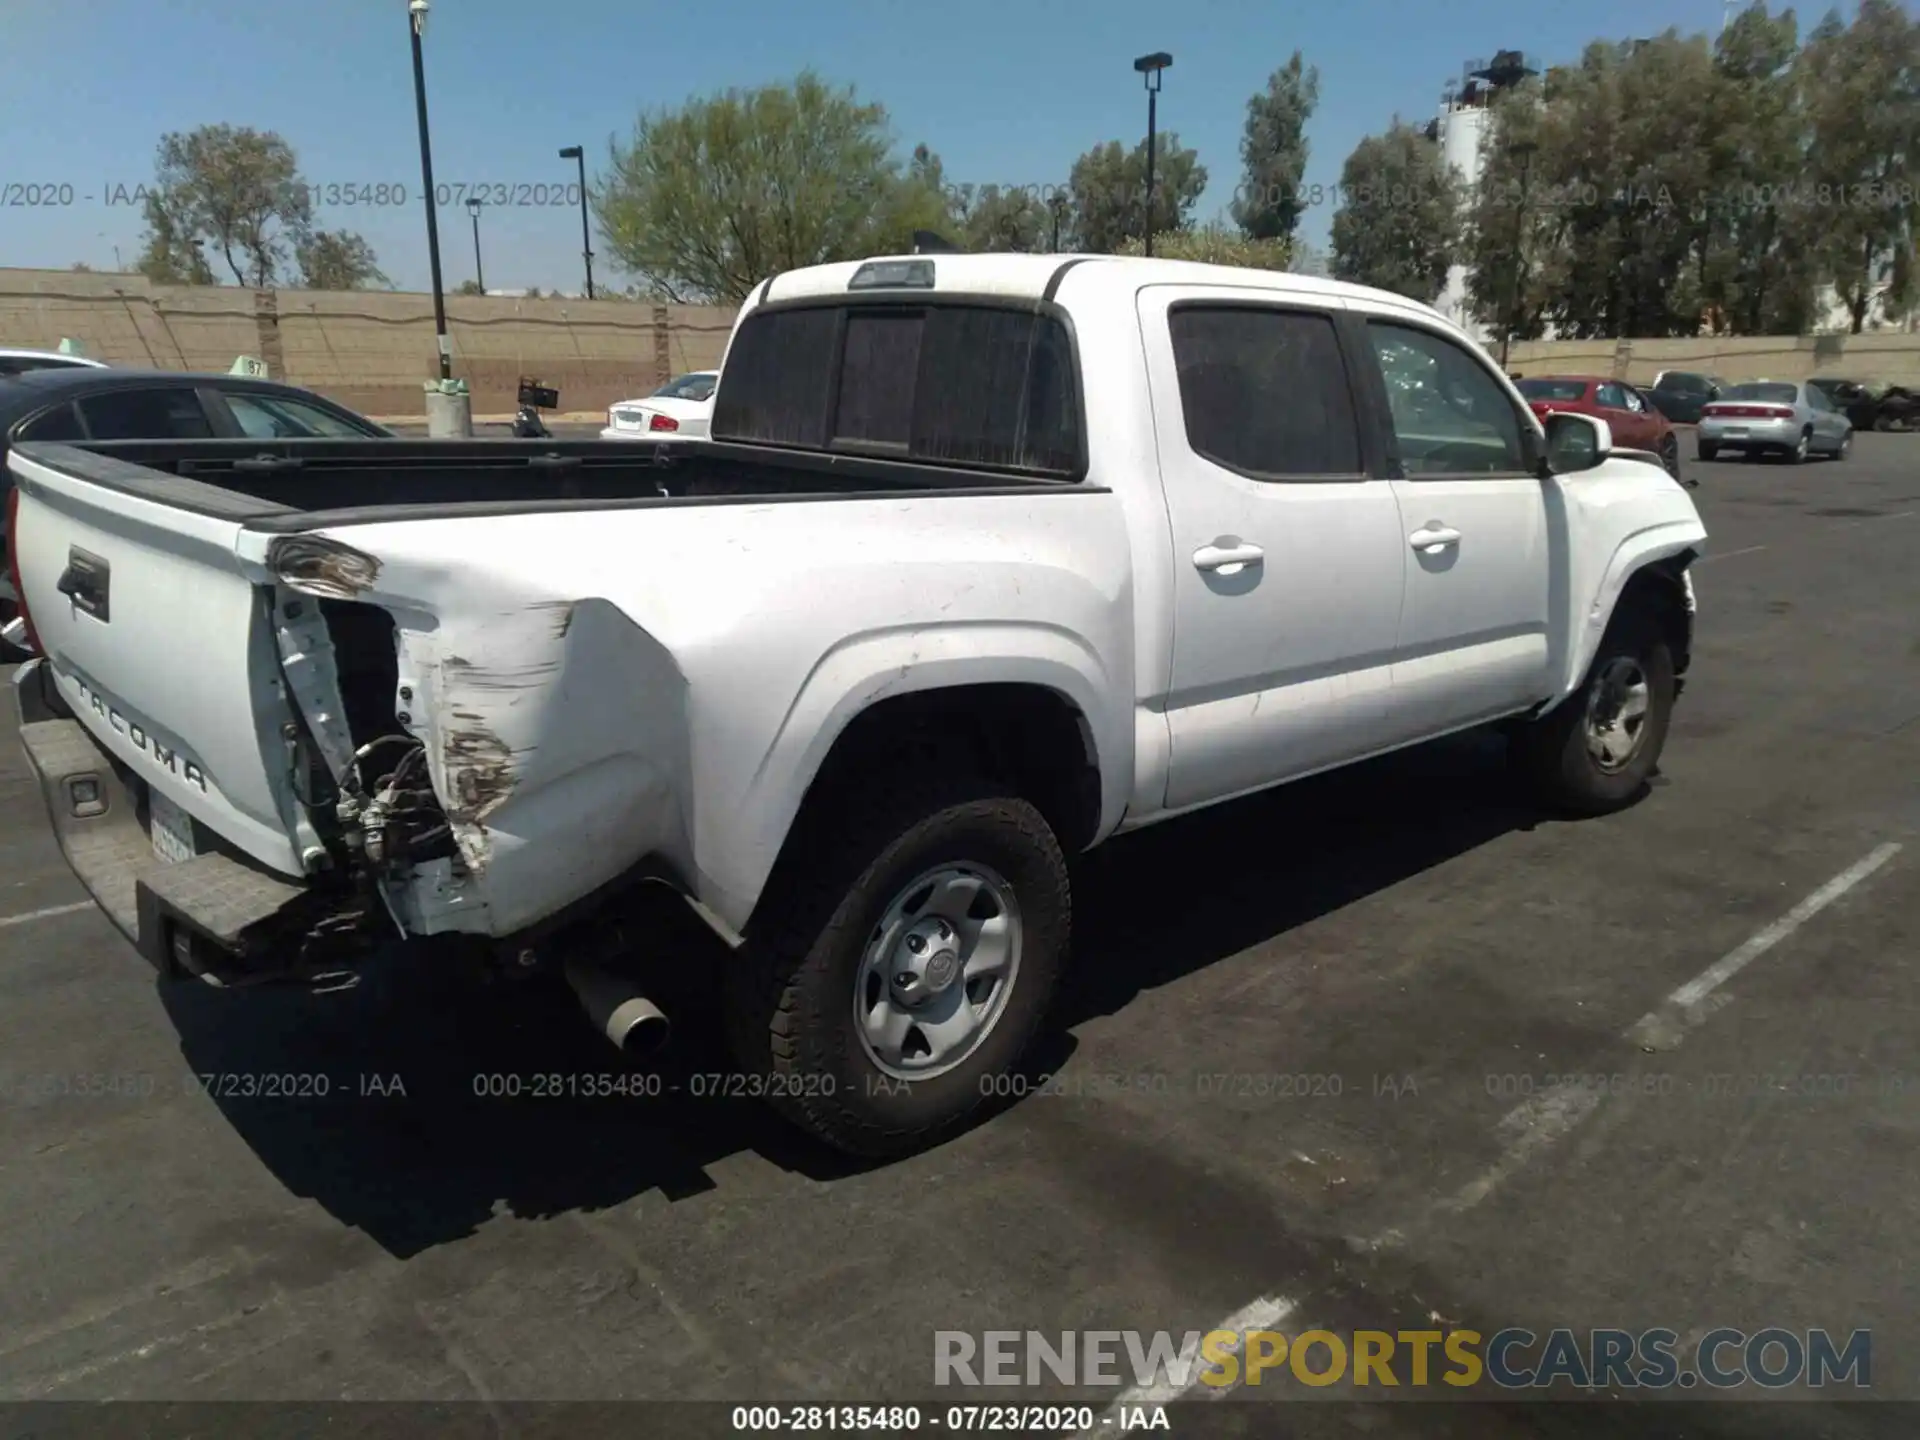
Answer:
[1133,53,1171,257]
[467,197,485,293]
[407,0,452,380]
[1499,141,1537,371]
[559,145,595,299]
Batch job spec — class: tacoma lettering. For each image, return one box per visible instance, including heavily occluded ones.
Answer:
[73,678,207,793]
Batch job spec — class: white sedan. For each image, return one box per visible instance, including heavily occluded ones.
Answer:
[0,348,108,377]
[601,370,718,440]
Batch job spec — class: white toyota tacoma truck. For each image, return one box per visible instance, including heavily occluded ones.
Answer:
[7,253,1706,1156]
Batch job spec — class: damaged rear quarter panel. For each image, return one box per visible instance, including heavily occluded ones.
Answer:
[275,533,694,937]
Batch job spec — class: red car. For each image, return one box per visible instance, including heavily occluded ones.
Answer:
[1514,375,1683,481]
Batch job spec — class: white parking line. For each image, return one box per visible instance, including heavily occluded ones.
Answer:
[1368,843,1905,1271]
[1435,1083,1604,1217]
[1070,1295,1294,1433]
[1693,544,1767,565]
[0,900,94,931]
[1626,841,1901,1050]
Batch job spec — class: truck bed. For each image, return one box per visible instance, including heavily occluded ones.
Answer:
[11,436,1080,532]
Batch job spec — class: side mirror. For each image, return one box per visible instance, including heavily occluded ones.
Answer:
[1541,411,1613,475]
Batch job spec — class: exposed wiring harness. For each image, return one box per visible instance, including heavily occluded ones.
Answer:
[335,734,453,866]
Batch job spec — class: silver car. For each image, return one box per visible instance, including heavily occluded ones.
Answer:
[1697,379,1853,464]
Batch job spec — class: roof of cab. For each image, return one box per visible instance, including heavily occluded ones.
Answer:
[756,252,1453,326]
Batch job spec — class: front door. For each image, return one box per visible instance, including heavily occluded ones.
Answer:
[1139,287,1407,813]
[1358,317,1554,739]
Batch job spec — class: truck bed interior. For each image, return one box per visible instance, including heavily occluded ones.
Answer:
[13,437,1084,532]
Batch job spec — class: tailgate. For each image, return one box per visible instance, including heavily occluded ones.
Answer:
[9,444,311,877]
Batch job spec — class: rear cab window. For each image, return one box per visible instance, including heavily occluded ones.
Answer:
[1723,383,1799,405]
[712,300,1082,478]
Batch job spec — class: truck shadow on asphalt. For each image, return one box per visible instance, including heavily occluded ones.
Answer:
[158,728,1573,1258]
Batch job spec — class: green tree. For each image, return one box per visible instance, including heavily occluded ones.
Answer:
[133,125,380,290]
[1114,220,1290,269]
[1328,122,1464,302]
[295,230,388,290]
[454,278,486,296]
[1464,33,1731,340]
[959,185,1051,252]
[1066,135,1208,252]
[597,72,951,302]
[1795,0,1920,331]
[134,187,216,285]
[1701,5,1816,334]
[1230,52,1321,242]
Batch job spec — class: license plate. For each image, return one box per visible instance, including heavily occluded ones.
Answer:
[149,791,197,865]
[1723,427,1747,437]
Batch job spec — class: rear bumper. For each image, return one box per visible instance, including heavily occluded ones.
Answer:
[13,658,327,978]
[1699,418,1798,448]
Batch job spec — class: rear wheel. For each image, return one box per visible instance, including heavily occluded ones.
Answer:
[1658,433,1681,481]
[1514,605,1676,817]
[1697,441,1718,463]
[725,750,1069,1158]
[1785,429,1811,464]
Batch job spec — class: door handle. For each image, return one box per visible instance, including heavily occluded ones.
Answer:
[1409,525,1461,553]
[1192,541,1264,574]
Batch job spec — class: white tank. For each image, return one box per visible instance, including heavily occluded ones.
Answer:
[1431,101,1491,338]
[1437,102,1490,189]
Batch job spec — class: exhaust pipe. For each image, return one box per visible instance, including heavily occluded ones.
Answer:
[564,958,671,1058]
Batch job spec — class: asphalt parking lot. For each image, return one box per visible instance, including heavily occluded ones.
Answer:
[2,435,1917,1436]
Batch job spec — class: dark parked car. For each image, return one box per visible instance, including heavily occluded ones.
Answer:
[1,367,387,658]
[1807,376,1918,433]
[1647,370,1727,425]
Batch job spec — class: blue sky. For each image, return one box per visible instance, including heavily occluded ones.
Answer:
[8,0,1760,295]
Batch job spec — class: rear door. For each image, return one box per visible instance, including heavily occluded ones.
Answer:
[1139,286,1407,811]
[8,441,310,877]
[1615,385,1663,449]
[1355,314,1553,739]
[1594,381,1650,449]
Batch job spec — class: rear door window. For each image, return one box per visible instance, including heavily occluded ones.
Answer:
[221,391,372,438]
[1166,305,1362,479]
[78,387,215,439]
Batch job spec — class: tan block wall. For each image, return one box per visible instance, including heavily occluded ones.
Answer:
[1506,331,1920,387]
[0,268,736,418]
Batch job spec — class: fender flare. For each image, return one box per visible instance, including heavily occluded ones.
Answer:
[1540,524,1703,715]
[693,621,1129,932]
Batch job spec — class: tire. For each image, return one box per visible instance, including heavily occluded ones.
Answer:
[1514,606,1677,817]
[724,749,1070,1158]
[1833,431,1852,461]
[1658,434,1681,482]
[1785,429,1811,465]
[1697,441,1718,463]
